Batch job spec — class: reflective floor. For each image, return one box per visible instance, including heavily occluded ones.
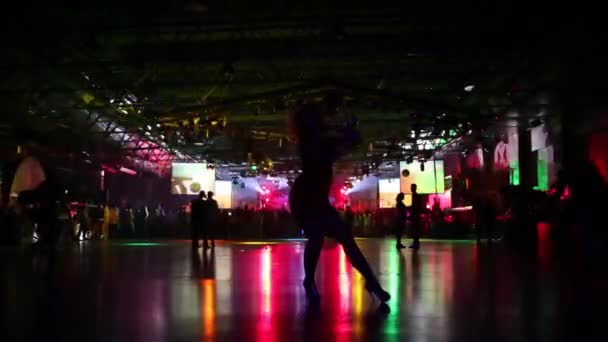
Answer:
[2,236,607,341]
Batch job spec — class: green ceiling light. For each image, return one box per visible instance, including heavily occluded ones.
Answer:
[81,92,95,104]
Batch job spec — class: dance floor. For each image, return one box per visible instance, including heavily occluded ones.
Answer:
[1,237,607,341]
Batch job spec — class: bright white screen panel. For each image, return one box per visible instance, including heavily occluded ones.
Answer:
[400,160,445,194]
[378,178,400,208]
[214,180,232,209]
[171,163,215,195]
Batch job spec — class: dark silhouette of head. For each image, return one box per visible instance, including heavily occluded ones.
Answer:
[396,192,405,202]
[411,184,418,194]
[207,191,214,200]
[198,191,207,200]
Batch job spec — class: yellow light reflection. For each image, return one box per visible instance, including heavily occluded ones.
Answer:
[200,279,216,338]
[353,272,364,334]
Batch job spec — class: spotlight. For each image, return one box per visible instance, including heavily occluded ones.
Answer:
[464,84,475,92]
[405,156,414,164]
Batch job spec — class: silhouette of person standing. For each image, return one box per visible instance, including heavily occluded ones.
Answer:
[395,192,406,249]
[190,191,206,249]
[206,191,218,248]
[288,100,390,303]
[409,184,423,250]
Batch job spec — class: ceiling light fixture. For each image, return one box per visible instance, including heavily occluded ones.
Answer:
[464,84,475,92]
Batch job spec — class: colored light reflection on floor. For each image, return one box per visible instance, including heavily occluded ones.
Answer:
[118,242,167,246]
[352,272,364,335]
[384,246,402,338]
[262,247,272,314]
[234,239,306,245]
[3,238,584,341]
[339,247,351,309]
[201,279,216,338]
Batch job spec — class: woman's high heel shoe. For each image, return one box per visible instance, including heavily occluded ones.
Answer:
[303,280,321,303]
[365,282,391,302]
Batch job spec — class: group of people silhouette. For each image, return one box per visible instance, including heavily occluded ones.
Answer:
[394,183,424,250]
[190,191,219,249]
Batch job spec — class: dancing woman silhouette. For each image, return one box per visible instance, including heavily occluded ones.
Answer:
[288,100,390,303]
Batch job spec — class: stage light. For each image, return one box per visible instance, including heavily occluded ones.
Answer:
[119,166,137,175]
[265,189,270,195]
[420,161,425,172]
[156,123,161,128]
[464,84,475,92]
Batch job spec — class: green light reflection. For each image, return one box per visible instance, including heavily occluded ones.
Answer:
[383,241,402,340]
[118,242,167,247]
